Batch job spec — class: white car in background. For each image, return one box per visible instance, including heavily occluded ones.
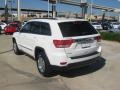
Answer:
[91,22,102,30]
[109,26,120,33]
[111,22,120,29]
[109,28,120,33]
[0,22,7,30]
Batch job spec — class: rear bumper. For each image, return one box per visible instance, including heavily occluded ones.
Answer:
[5,30,14,33]
[51,57,100,71]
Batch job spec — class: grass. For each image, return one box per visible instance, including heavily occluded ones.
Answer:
[100,32,120,42]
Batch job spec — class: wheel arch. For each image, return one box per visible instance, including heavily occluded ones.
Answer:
[35,46,52,76]
[34,46,51,66]
[12,37,16,42]
[35,47,46,60]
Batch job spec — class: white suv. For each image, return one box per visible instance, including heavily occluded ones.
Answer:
[12,18,102,76]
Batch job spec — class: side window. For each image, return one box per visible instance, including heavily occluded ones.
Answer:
[30,22,41,34]
[21,23,31,33]
[41,22,51,36]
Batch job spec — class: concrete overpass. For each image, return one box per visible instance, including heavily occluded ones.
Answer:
[0,7,51,13]
[59,0,116,12]
[42,0,119,19]
[1,0,120,21]
[0,0,119,13]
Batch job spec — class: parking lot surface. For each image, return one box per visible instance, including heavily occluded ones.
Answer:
[0,35,120,90]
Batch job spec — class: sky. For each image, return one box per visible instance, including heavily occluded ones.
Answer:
[0,0,120,16]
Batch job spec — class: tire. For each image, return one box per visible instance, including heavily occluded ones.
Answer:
[36,52,51,76]
[13,40,22,55]
[5,33,8,35]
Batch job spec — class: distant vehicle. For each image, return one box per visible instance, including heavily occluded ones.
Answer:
[101,22,113,30]
[12,21,21,27]
[91,22,102,30]
[4,23,19,34]
[0,22,7,30]
[111,22,120,29]
[108,26,120,33]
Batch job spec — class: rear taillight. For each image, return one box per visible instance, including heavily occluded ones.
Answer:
[95,36,101,42]
[53,39,74,48]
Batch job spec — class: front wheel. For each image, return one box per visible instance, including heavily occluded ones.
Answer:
[36,52,51,76]
[13,41,22,55]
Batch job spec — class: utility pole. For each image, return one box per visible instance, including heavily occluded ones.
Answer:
[17,0,21,21]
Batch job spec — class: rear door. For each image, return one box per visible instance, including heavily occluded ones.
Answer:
[58,21,100,58]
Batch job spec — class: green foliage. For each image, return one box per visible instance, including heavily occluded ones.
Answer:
[100,32,120,42]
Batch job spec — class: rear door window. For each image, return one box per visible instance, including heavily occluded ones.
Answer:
[30,22,41,34]
[30,22,51,35]
[40,22,51,36]
[58,21,98,37]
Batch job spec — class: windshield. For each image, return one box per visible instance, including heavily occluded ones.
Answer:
[58,21,98,37]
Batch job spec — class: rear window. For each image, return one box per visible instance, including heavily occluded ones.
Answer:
[58,21,98,37]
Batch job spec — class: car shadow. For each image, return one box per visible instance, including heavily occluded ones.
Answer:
[14,53,106,78]
[50,57,106,78]
[0,49,13,55]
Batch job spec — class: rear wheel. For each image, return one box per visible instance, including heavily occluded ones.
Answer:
[13,40,22,55]
[36,52,51,76]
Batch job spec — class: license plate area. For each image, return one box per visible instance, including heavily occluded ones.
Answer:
[76,38,94,48]
[81,43,91,48]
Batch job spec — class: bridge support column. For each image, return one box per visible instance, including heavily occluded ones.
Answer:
[52,3,56,18]
[5,0,8,23]
[80,1,88,19]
